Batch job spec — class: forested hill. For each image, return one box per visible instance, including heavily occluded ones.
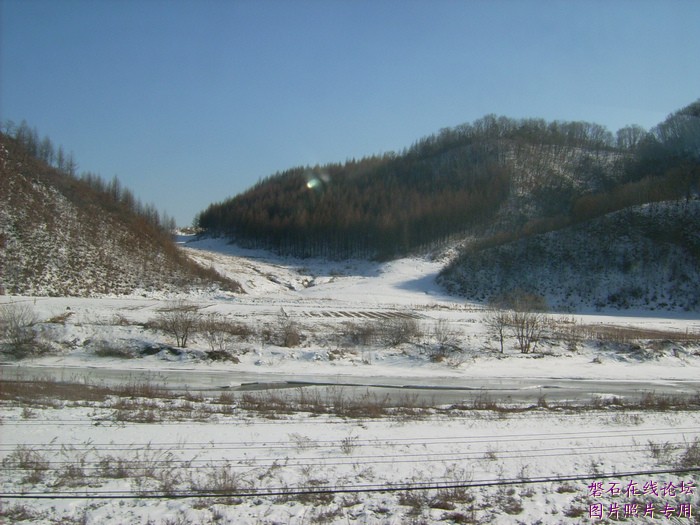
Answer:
[0,132,242,296]
[196,100,699,260]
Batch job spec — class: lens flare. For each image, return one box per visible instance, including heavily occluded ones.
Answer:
[306,178,322,190]
[304,172,331,191]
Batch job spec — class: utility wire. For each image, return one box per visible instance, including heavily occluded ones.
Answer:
[2,426,696,451]
[2,467,699,500]
[1,440,692,472]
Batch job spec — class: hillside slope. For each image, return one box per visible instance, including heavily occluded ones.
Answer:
[439,199,700,312]
[0,134,241,296]
[197,116,626,259]
[197,101,699,261]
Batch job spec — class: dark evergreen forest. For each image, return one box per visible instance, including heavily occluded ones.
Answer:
[196,100,699,260]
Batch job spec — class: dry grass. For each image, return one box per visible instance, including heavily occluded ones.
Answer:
[2,378,700,430]
[552,319,700,345]
[678,437,700,469]
[2,445,51,484]
[2,376,699,524]
[0,503,39,522]
[93,343,136,359]
[237,387,396,419]
[0,379,113,405]
[45,310,74,324]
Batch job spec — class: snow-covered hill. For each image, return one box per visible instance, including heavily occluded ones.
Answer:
[0,136,241,297]
[440,199,700,312]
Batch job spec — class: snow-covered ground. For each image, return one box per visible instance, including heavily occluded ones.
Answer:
[1,236,699,524]
[5,235,699,383]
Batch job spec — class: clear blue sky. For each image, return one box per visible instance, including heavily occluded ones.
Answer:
[2,0,698,226]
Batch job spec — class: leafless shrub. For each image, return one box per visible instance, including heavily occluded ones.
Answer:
[295,486,334,505]
[192,462,245,503]
[647,440,677,465]
[398,490,428,514]
[93,342,135,359]
[112,398,161,423]
[297,387,327,414]
[131,444,189,496]
[0,503,38,522]
[640,391,675,410]
[471,391,501,411]
[510,309,546,354]
[483,448,498,461]
[238,391,293,415]
[289,432,317,451]
[162,512,192,525]
[500,494,524,515]
[342,321,380,345]
[199,314,250,352]
[150,301,200,348]
[434,464,474,506]
[111,313,132,326]
[547,315,581,351]
[677,437,700,468]
[309,506,344,524]
[2,445,50,483]
[46,310,73,324]
[54,459,88,487]
[281,320,302,347]
[0,302,38,356]
[432,318,459,346]
[429,319,462,361]
[555,482,577,493]
[343,391,391,418]
[97,455,130,479]
[235,387,396,419]
[392,393,432,420]
[428,495,455,510]
[441,510,477,524]
[205,349,240,362]
[340,434,359,455]
[261,310,303,347]
[337,317,421,348]
[563,505,587,518]
[114,380,171,399]
[484,308,510,353]
[380,317,421,347]
[485,291,548,354]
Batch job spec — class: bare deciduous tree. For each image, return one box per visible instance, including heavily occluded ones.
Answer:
[152,301,199,348]
[485,291,548,354]
[509,309,545,354]
[484,307,509,353]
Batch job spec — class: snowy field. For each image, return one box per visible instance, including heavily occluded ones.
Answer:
[1,236,699,524]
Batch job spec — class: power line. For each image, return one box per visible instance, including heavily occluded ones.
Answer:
[2,426,696,451]
[2,467,699,500]
[1,440,693,472]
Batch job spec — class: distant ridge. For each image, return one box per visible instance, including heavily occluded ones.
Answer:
[197,102,698,258]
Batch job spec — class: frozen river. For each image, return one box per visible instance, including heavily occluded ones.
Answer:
[3,363,699,406]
